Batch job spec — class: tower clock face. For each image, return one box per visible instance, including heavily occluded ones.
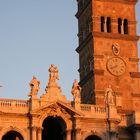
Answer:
[107,57,126,76]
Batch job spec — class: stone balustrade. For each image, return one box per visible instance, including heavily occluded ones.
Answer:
[80,104,107,118]
[0,98,29,113]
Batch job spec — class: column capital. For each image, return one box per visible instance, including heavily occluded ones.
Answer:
[75,128,81,133]
[37,127,43,133]
[32,126,37,131]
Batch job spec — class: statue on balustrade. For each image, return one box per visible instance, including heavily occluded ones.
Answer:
[71,79,81,103]
[29,76,40,97]
[104,85,115,106]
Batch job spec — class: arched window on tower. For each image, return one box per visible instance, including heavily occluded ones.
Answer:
[101,16,105,32]
[106,17,111,33]
[118,18,122,34]
[124,19,128,34]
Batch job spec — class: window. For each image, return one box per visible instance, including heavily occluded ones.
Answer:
[118,18,128,34]
[124,19,128,34]
[100,16,111,33]
[101,16,105,32]
[107,17,111,33]
[118,18,122,34]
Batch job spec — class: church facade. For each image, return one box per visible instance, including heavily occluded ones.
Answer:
[0,0,140,140]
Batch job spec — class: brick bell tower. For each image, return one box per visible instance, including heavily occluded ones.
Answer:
[76,0,140,111]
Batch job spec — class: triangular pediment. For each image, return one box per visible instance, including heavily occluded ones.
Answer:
[31,100,83,117]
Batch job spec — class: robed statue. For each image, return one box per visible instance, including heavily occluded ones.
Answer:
[48,64,59,83]
[29,76,40,96]
[104,85,115,106]
[71,79,81,103]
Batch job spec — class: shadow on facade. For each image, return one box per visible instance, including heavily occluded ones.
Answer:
[42,116,67,140]
[2,131,24,140]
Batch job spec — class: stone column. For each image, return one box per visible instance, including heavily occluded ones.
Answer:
[32,126,37,140]
[104,18,107,32]
[121,20,124,34]
[66,129,71,140]
[75,128,81,140]
[37,127,42,140]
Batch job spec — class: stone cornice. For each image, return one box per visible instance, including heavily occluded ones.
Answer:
[80,117,107,123]
[93,32,139,41]
[130,72,140,78]
[76,32,139,54]
[94,54,104,59]
[131,93,140,97]
[95,90,104,95]
[95,0,138,4]
[94,69,104,75]
[0,112,28,117]
[117,109,134,114]
[95,90,122,96]
[129,58,140,62]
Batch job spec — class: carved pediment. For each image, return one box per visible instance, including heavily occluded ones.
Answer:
[31,101,83,118]
[44,103,70,118]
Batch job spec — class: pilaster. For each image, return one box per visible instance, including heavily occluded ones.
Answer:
[75,128,81,140]
[66,129,71,140]
[37,127,42,140]
[32,126,37,140]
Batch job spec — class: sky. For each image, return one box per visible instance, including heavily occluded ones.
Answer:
[0,1,140,100]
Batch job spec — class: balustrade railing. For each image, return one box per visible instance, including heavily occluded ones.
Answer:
[80,104,106,113]
[0,98,29,110]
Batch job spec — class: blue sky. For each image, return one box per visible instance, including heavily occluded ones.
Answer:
[0,1,140,100]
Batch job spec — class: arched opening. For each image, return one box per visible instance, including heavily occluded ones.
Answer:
[85,135,102,140]
[118,18,122,34]
[2,131,24,140]
[106,17,111,33]
[124,19,128,34]
[101,16,105,32]
[42,116,67,140]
